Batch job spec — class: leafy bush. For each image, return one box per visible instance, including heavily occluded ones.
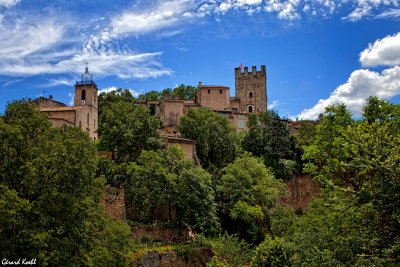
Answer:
[229,200,265,244]
[251,236,291,267]
[213,233,252,267]
[270,206,296,237]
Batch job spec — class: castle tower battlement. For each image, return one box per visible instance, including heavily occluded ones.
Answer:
[235,65,267,113]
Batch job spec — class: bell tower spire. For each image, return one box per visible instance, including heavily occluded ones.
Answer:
[74,65,98,107]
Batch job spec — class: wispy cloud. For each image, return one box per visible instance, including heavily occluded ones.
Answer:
[0,6,173,80]
[3,78,22,86]
[68,92,74,106]
[0,0,20,8]
[268,100,280,109]
[46,78,75,87]
[376,8,400,19]
[0,0,399,81]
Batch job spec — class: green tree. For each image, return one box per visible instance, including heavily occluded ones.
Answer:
[0,100,131,266]
[229,201,265,244]
[297,99,400,264]
[242,110,294,179]
[139,90,161,101]
[171,84,198,99]
[177,107,236,169]
[302,103,354,188]
[251,236,292,267]
[296,121,317,147]
[98,101,164,162]
[125,145,219,232]
[219,153,285,213]
[98,88,136,118]
[269,206,296,238]
[211,233,253,267]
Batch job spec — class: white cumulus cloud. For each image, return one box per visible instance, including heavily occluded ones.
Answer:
[360,32,400,67]
[297,67,400,120]
[297,32,400,120]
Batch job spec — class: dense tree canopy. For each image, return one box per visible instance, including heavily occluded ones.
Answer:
[125,145,220,233]
[0,100,131,266]
[291,99,400,265]
[138,84,198,101]
[242,110,295,178]
[98,101,164,162]
[177,108,236,169]
[98,88,136,118]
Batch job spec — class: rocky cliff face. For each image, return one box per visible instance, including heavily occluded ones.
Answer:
[280,174,321,211]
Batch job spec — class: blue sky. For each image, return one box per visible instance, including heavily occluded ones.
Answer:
[0,0,399,119]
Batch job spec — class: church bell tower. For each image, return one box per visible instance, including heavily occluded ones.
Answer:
[74,66,98,108]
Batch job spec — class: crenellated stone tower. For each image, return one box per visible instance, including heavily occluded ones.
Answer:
[235,65,267,113]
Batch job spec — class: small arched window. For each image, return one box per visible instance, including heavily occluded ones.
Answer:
[248,106,253,113]
[81,90,86,100]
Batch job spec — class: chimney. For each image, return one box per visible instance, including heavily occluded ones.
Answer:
[49,95,53,100]
[252,66,257,74]
[244,67,248,74]
[199,82,202,86]
[296,117,298,122]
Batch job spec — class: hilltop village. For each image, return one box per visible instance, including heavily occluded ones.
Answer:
[3,64,398,266]
[32,65,305,160]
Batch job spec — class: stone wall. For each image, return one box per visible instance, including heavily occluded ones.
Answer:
[100,186,126,222]
[130,224,194,243]
[142,248,213,267]
[280,174,321,211]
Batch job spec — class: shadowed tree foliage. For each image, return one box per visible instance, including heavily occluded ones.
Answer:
[0,100,131,266]
[217,153,285,244]
[296,121,317,147]
[293,99,400,265]
[98,101,164,162]
[125,145,220,233]
[242,110,295,179]
[98,88,136,117]
[171,84,197,99]
[177,108,236,169]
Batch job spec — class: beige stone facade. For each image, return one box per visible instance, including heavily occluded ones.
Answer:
[33,67,98,140]
[141,65,267,132]
[235,65,267,113]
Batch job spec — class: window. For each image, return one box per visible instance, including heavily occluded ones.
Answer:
[239,114,244,118]
[220,90,222,94]
[248,106,253,113]
[232,108,238,113]
[81,90,86,100]
[249,91,253,97]
[87,113,89,124]
[238,120,244,128]
[79,121,82,127]
[208,89,210,94]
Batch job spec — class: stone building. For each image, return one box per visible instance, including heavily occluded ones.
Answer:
[141,65,267,131]
[235,65,267,113]
[33,67,98,140]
